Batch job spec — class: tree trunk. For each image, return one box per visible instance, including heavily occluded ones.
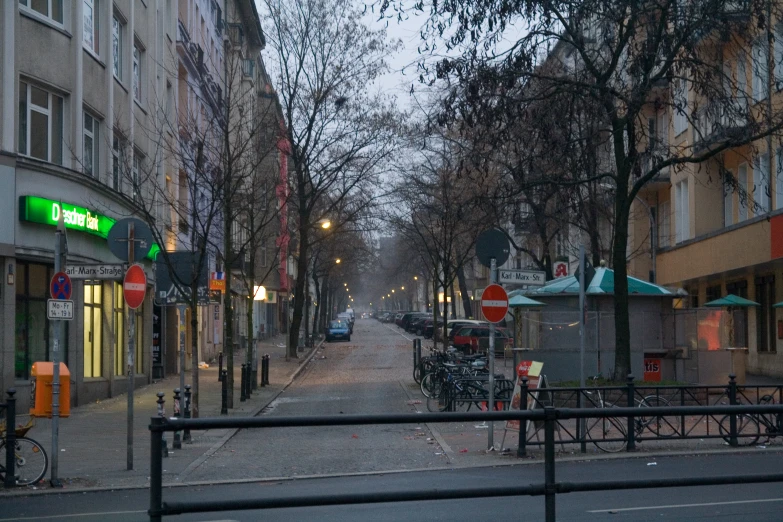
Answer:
[312,272,321,337]
[247,289,254,380]
[612,184,632,380]
[304,275,311,345]
[457,264,472,319]
[287,224,309,358]
[189,299,199,417]
[223,220,234,408]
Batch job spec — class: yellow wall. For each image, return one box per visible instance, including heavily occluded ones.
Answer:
[657,219,771,285]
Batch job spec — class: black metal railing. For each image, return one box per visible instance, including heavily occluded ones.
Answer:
[1,388,17,488]
[148,397,783,522]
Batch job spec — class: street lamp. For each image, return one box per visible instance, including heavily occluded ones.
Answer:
[344,283,347,286]
[391,289,395,293]
[401,286,405,290]
[319,219,331,230]
[335,258,341,264]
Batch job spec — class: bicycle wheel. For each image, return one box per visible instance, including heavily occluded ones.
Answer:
[7,437,48,486]
[586,408,628,453]
[420,372,443,398]
[718,414,760,446]
[638,396,677,437]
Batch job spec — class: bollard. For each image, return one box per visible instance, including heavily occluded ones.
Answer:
[728,373,738,447]
[220,369,228,414]
[245,363,252,398]
[240,363,247,402]
[156,392,169,458]
[517,377,528,458]
[626,374,636,451]
[5,389,16,488]
[251,352,259,392]
[172,388,182,450]
[262,354,270,386]
[183,385,192,443]
[413,339,421,372]
[218,352,224,382]
[544,406,557,522]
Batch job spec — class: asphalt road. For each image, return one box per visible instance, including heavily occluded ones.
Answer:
[2,453,783,521]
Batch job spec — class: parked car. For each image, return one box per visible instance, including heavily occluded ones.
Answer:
[420,319,441,339]
[435,319,489,343]
[450,325,512,354]
[404,313,430,332]
[394,312,407,327]
[325,320,351,342]
[337,313,354,333]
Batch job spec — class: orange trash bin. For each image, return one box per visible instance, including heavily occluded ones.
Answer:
[30,362,71,418]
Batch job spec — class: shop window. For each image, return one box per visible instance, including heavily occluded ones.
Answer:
[84,282,103,377]
[114,282,125,375]
[755,275,776,353]
[14,262,67,379]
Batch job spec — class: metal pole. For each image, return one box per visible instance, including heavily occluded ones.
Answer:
[4,389,16,488]
[488,257,496,451]
[578,245,586,455]
[149,416,164,522]
[50,228,65,486]
[544,406,557,522]
[127,221,135,471]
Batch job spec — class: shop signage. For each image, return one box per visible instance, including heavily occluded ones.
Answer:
[19,196,160,260]
[210,272,226,292]
[644,358,662,382]
[66,264,125,280]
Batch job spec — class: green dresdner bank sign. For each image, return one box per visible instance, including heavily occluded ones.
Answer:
[19,196,160,260]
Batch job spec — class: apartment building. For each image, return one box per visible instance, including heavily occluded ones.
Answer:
[629,11,783,378]
[0,0,177,408]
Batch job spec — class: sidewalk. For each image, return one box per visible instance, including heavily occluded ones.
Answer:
[2,335,320,492]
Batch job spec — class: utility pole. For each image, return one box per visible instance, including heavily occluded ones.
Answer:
[488,257,496,451]
[50,216,67,487]
[126,222,135,471]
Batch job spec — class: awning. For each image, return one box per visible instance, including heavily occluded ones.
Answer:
[525,267,679,296]
[509,295,546,308]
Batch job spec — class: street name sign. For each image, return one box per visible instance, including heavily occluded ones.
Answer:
[481,284,509,323]
[498,269,546,286]
[66,264,125,280]
[47,299,74,320]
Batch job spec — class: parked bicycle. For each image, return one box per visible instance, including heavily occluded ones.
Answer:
[0,417,49,486]
[427,374,513,413]
[717,393,782,446]
[583,375,676,452]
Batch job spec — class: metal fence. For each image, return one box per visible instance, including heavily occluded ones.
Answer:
[1,388,17,488]
[148,396,783,522]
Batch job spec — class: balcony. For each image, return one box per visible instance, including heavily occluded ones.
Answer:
[639,149,670,186]
[693,103,748,154]
[693,0,751,43]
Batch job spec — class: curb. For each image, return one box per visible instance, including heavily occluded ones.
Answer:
[175,339,324,480]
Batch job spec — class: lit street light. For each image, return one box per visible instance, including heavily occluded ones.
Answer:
[319,219,331,229]
[335,258,341,264]
[401,286,405,290]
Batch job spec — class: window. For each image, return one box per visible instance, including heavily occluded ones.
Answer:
[658,200,671,247]
[753,153,771,214]
[673,78,688,136]
[83,112,99,177]
[112,134,124,191]
[84,282,103,378]
[18,81,64,164]
[132,153,141,201]
[112,16,123,79]
[737,51,748,113]
[114,283,125,376]
[133,44,142,101]
[706,285,722,304]
[756,275,776,353]
[776,25,783,87]
[83,0,99,53]
[260,246,268,267]
[242,59,255,78]
[724,170,734,227]
[777,148,783,210]
[178,170,189,233]
[14,263,68,380]
[19,0,63,24]
[752,38,769,102]
[675,179,690,243]
[738,163,748,221]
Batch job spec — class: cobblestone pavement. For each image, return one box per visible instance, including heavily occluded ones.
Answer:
[1,334,319,492]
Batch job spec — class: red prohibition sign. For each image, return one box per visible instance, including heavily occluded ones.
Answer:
[124,264,147,309]
[481,284,509,324]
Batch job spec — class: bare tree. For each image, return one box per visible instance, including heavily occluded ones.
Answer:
[382,0,783,378]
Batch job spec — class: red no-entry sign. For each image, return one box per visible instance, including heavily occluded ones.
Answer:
[481,284,509,323]
[124,264,147,309]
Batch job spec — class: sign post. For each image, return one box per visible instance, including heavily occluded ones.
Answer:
[109,218,152,471]
[49,239,70,487]
[481,280,509,451]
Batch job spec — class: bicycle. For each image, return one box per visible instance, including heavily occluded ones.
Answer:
[583,376,676,453]
[426,373,512,413]
[717,394,782,446]
[0,417,49,486]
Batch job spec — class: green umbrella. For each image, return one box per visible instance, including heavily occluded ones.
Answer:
[773,301,783,308]
[703,294,760,307]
